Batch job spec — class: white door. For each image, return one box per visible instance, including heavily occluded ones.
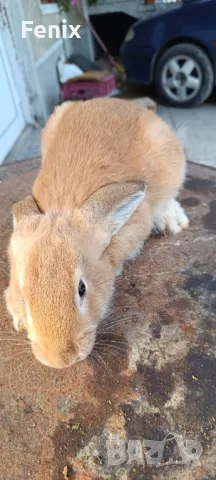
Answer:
[0,32,25,163]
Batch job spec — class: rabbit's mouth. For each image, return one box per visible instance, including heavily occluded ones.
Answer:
[30,341,71,369]
[30,338,94,369]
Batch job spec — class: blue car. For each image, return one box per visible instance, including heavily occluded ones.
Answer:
[121,0,216,107]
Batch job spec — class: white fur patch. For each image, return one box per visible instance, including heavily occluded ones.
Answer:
[127,245,143,262]
[25,302,33,326]
[13,216,17,230]
[13,315,20,332]
[19,273,24,289]
[76,292,88,315]
[153,198,189,235]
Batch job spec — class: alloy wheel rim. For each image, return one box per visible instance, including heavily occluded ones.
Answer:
[162,55,202,102]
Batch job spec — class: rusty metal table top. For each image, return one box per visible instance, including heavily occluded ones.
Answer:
[0,158,216,480]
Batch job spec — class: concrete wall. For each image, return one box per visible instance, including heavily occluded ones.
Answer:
[88,0,173,19]
[19,0,94,122]
[21,0,91,61]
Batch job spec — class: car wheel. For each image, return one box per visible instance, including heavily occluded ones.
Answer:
[154,43,214,107]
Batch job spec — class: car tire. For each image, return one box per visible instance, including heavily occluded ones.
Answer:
[154,43,214,107]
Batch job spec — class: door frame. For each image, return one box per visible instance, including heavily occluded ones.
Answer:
[0,30,26,161]
[0,0,44,126]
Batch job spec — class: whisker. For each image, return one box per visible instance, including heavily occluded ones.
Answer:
[91,350,100,365]
[102,315,140,325]
[0,351,28,366]
[103,349,125,362]
[0,315,12,321]
[107,311,151,320]
[0,268,9,276]
[95,343,126,352]
[17,357,33,376]
[93,351,113,378]
[129,271,172,278]
[99,319,131,328]
[98,328,126,336]
[88,355,97,369]
[98,322,131,333]
[23,359,36,379]
[99,332,128,340]
[96,338,127,345]
[0,346,31,353]
[108,305,134,316]
[0,329,19,333]
[0,348,31,356]
[99,312,154,330]
[89,351,102,371]
[0,338,28,343]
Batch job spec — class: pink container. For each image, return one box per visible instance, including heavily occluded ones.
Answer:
[61,74,116,100]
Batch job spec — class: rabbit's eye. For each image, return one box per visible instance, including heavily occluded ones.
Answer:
[78,280,86,298]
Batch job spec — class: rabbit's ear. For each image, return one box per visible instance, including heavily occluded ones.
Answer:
[12,196,41,230]
[81,181,146,239]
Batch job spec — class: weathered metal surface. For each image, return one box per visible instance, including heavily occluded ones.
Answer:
[0,159,216,480]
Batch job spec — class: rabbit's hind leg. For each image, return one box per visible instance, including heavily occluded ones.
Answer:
[153,198,189,235]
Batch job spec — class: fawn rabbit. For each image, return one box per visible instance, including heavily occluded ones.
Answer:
[5,98,188,368]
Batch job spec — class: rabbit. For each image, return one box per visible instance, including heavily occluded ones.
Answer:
[4,98,189,369]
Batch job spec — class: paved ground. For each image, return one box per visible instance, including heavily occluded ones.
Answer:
[4,95,216,168]
[4,125,42,164]
[0,157,216,480]
[131,94,216,169]
[157,103,216,169]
